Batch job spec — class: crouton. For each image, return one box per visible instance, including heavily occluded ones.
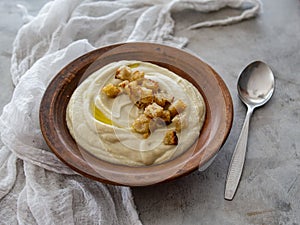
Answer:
[132,114,150,134]
[154,92,174,108]
[118,80,129,88]
[172,114,186,132]
[126,80,138,91]
[143,132,150,139]
[141,79,159,93]
[102,83,120,98]
[144,103,164,118]
[118,80,130,94]
[130,70,145,81]
[163,130,178,145]
[160,110,171,124]
[126,82,138,99]
[168,99,187,118]
[136,87,154,108]
[115,66,132,80]
[129,86,154,109]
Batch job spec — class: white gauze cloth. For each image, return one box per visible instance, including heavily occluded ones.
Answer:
[0,0,261,224]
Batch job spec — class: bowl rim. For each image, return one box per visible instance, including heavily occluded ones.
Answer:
[39,42,233,186]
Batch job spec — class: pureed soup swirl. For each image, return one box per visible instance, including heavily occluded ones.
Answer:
[66,61,206,166]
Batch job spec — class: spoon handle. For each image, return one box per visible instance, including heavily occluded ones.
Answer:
[225,107,253,200]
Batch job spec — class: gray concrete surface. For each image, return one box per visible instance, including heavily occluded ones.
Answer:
[1,0,299,224]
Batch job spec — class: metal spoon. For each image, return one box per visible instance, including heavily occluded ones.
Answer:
[224,61,275,200]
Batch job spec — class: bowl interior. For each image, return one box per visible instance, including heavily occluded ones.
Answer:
[40,42,233,186]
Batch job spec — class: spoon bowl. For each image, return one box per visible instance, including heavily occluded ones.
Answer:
[238,61,275,107]
[225,61,275,200]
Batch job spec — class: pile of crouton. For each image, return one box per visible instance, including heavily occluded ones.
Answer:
[102,65,187,145]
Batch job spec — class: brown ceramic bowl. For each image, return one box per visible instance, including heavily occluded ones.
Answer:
[40,42,233,186]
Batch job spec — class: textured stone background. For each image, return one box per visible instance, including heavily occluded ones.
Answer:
[0,0,299,224]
